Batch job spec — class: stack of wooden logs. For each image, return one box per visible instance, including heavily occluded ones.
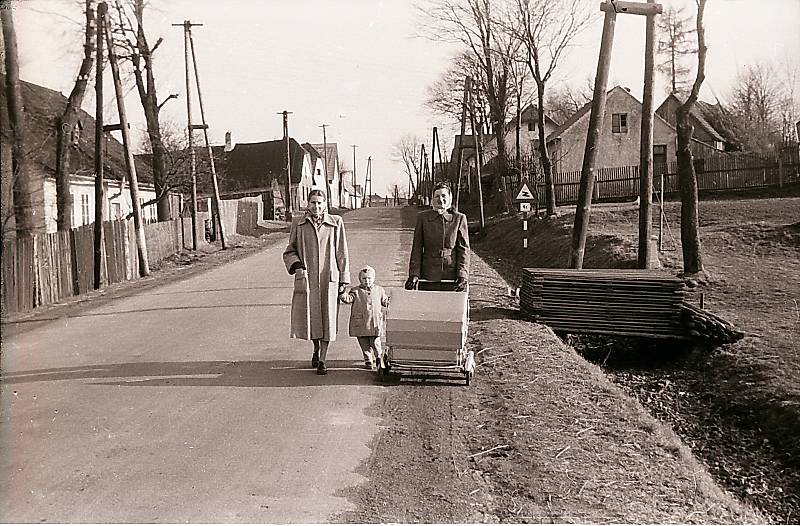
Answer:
[520,268,744,344]
[681,301,745,344]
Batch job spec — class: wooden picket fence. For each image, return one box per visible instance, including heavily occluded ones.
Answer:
[2,197,266,316]
[502,154,799,207]
[1,218,182,315]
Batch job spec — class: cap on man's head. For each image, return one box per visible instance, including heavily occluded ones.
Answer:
[359,265,376,278]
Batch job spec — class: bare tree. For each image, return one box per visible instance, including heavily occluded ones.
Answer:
[513,0,593,216]
[55,0,96,231]
[675,0,707,275]
[133,118,192,209]
[109,0,176,222]
[656,5,697,96]
[425,52,482,124]
[545,80,592,124]
[391,134,423,194]
[418,0,523,213]
[2,4,45,237]
[729,63,789,153]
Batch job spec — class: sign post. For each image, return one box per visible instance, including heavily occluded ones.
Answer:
[513,177,536,249]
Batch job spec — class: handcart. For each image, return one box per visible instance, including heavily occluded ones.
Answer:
[380,280,474,385]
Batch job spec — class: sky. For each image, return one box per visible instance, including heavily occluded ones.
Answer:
[10,0,800,195]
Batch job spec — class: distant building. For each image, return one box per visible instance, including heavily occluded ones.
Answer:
[656,93,728,151]
[309,142,343,208]
[191,133,314,221]
[546,86,679,173]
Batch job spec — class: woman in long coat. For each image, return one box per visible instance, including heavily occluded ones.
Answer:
[283,190,350,375]
[405,182,470,291]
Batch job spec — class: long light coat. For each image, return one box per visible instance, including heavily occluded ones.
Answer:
[341,284,390,337]
[283,213,350,341]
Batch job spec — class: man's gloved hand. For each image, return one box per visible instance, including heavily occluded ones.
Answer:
[404,276,419,290]
[289,261,305,275]
[454,277,468,292]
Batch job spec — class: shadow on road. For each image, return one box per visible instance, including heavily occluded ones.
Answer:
[1,360,384,388]
[6,302,291,325]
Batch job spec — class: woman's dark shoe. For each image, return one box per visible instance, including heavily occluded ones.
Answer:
[316,361,327,375]
[311,351,320,368]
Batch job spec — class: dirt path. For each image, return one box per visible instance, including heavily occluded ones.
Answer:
[334,246,762,524]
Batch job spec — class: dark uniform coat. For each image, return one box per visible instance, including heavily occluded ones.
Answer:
[408,208,470,282]
[283,213,350,341]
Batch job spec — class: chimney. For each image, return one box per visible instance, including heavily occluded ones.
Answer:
[224,131,234,152]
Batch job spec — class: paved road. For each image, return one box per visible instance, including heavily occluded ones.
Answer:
[1,207,412,523]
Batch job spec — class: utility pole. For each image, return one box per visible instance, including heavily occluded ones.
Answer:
[280,110,293,221]
[469,87,486,234]
[431,127,437,183]
[93,2,106,290]
[187,24,226,249]
[184,26,228,250]
[570,0,662,269]
[351,144,357,208]
[638,0,659,269]
[104,6,149,276]
[364,156,373,207]
[173,20,226,249]
[172,20,200,250]
[417,146,424,204]
[454,76,471,210]
[319,124,331,204]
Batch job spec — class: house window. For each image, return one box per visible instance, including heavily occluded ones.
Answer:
[80,194,90,225]
[112,202,121,220]
[612,113,628,133]
[527,121,535,132]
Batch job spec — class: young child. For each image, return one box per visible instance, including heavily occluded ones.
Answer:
[339,265,390,370]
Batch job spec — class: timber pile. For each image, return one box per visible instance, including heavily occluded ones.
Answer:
[520,268,744,344]
[520,268,688,339]
[681,302,745,344]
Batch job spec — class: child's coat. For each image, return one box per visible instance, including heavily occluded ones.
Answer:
[343,285,389,337]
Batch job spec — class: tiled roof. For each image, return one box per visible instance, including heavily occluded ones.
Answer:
[189,138,306,195]
[658,93,725,143]
[310,142,339,182]
[9,77,153,183]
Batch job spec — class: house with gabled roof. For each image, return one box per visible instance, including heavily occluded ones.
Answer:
[193,133,314,221]
[482,104,560,165]
[4,79,160,234]
[656,93,728,151]
[546,86,680,174]
[310,142,342,208]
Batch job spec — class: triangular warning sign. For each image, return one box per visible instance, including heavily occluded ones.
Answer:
[514,178,535,201]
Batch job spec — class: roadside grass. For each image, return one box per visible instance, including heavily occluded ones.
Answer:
[467,195,799,522]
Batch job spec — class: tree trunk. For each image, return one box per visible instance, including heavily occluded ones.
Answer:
[676,118,703,273]
[490,112,510,213]
[55,0,96,231]
[676,0,706,275]
[0,50,16,240]
[142,102,170,220]
[133,0,170,221]
[536,79,557,216]
[2,7,44,237]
